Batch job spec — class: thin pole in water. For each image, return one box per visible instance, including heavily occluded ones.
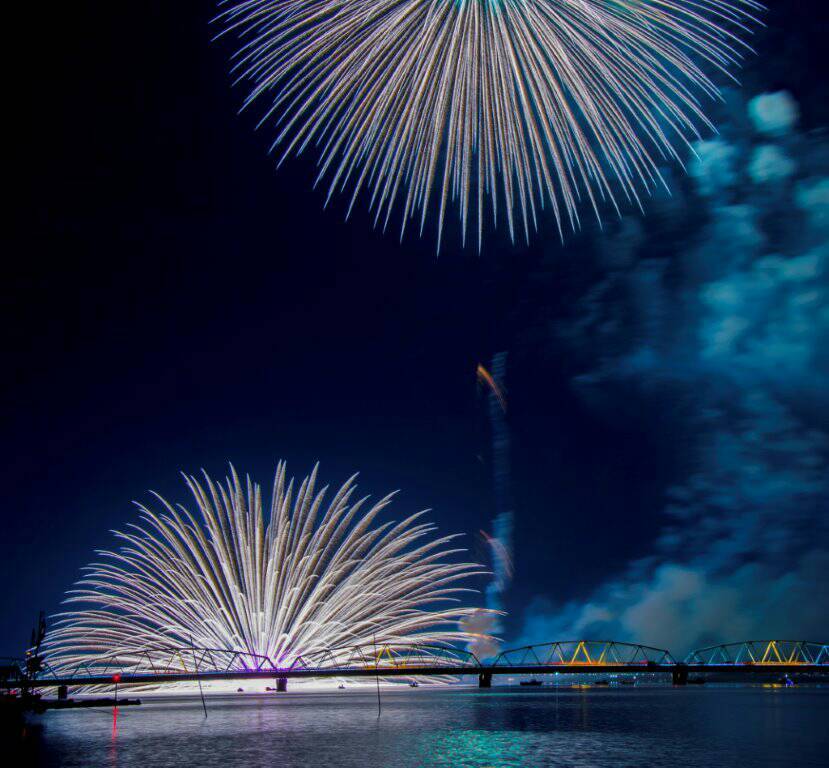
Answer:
[373,634,381,718]
[190,634,208,718]
[112,674,120,736]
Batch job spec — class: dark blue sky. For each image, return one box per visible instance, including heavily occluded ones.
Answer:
[3,3,827,656]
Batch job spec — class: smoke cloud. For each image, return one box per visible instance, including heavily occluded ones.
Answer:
[517,90,829,655]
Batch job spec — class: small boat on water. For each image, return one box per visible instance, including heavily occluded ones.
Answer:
[338,684,346,690]
[520,679,543,687]
[409,681,419,688]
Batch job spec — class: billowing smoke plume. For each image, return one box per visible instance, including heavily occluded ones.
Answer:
[517,89,829,655]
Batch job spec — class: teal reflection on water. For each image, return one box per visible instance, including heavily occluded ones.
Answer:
[416,729,532,768]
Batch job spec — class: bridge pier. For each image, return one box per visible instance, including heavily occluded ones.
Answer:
[276,677,288,692]
[672,664,688,686]
[478,672,492,689]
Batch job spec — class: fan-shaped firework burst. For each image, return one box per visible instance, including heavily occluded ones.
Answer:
[218,0,762,248]
[44,463,489,673]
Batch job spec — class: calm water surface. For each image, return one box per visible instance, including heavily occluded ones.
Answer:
[21,686,829,767]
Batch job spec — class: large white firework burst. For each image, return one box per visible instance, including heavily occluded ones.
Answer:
[44,463,489,673]
[218,0,763,248]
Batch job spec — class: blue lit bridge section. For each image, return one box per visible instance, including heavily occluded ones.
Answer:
[685,641,829,667]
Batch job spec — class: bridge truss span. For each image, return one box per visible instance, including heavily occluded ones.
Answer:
[38,645,284,682]
[288,642,481,674]
[492,640,676,668]
[30,642,483,689]
[685,640,829,667]
[17,638,827,691]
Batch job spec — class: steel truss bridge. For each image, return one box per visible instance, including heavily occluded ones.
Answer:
[5,639,826,692]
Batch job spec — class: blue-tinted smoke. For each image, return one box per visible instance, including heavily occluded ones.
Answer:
[517,89,829,654]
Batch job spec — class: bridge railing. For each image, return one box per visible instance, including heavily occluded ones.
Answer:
[685,640,829,666]
[491,640,675,668]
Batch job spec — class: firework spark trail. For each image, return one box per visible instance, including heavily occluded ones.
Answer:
[217,0,762,248]
[44,463,492,674]
[477,363,507,415]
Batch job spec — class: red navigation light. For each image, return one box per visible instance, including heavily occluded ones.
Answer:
[112,674,121,683]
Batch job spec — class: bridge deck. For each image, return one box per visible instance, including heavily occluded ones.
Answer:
[29,663,824,688]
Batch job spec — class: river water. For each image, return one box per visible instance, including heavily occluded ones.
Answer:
[20,686,829,767]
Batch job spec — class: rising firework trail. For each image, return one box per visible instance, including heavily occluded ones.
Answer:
[218,1,762,248]
[463,355,513,660]
[482,355,513,615]
[477,363,507,416]
[44,463,491,672]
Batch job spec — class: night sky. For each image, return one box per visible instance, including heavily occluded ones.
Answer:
[4,3,827,657]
